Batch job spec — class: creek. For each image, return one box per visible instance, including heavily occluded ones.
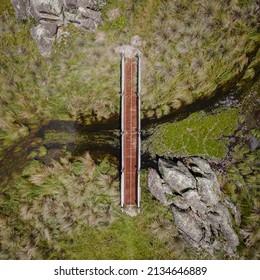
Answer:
[0,74,258,187]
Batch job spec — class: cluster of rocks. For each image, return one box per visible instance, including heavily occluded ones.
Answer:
[11,0,106,56]
[148,157,240,255]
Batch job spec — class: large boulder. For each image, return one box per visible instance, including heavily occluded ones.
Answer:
[148,156,240,255]
[30,21,58,57]
[30,0,63,16]
[172,207,203,246]
[158,158,196,193]
[29,0,63,21]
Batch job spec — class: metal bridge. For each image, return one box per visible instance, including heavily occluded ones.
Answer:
[120,53,141,210]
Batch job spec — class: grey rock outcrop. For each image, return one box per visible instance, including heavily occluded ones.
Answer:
[11,0,29,20]
[30,0,63,21]
[30,21,58,57]
[248,135,259,152]
[159,159,196,193]
[11,0,106,56]
[148,157,240,255]
[148,168,173,206]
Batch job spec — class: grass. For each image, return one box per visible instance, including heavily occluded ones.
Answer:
[0,153,120,259]
[0,152,213,260]
[143,107,239,160]
[139,0,259,116]
[0,0,259,260]
[0,0,259,151]
[224,145,260,259]
[220,80,260,259]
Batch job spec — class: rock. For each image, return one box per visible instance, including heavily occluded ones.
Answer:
[11,0,106,56]
[115,35,142,58]
[64,11,78,22]
[207,203,239,254]
[196,177,220,206]
[185,156,215,177]
[30,9,63,22]
[30,22,58,57]
[64,0,78,9]
[186,157,221,205]
[115,45,141,58]
[182,190,208,213]
[123,206,138,217]
[147,168,173,206]
[158,158,196,193]
[30,0,63,18]
[131,35,142,47]
[78,7,102,23]
[11,0,29,20]
[148,156,240,255]
[172,206,203,246]
[248,135,259,152]
[171,196,190,210]
[73,17,98,32]
[224,197,241,226]
[78,0,106,10]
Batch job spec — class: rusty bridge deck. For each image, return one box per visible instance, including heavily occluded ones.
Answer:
[121,54,141,209]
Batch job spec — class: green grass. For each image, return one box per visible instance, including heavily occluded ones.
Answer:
[143,107,239,159]
[0,0,14,16]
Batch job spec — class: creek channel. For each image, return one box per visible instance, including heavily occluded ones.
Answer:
[0,75,258,187]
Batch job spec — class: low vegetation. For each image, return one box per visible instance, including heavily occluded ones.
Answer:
[143,107,239,160]
[0,152,212,259]
[0,153,118,259]
[222,81,260,259]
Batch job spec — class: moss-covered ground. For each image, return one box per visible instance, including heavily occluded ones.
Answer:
[143,107,240,160]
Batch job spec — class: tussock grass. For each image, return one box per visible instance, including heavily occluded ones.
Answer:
[0,0,259,150]
[224,145,260,259]
[0,157,213,259]
[0,152,120,259]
